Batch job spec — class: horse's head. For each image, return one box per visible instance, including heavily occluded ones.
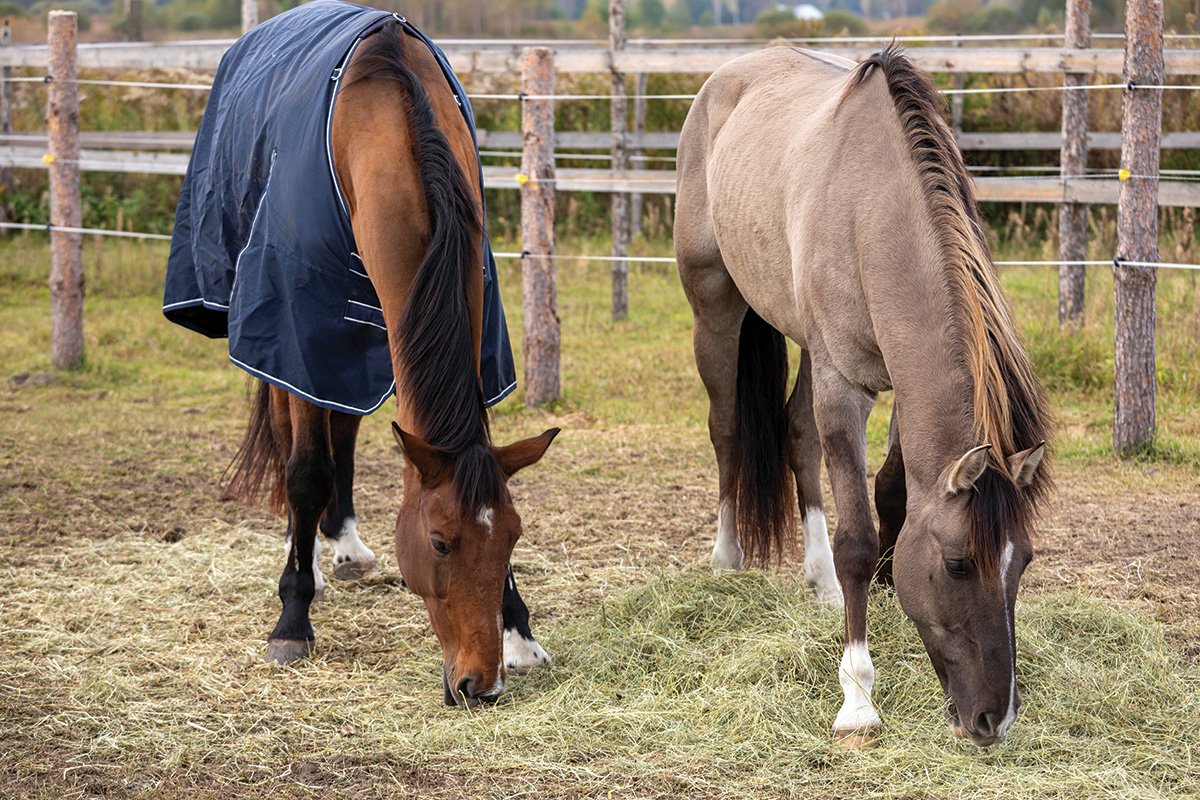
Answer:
[391,423,558,707]
[892,441,1045,747]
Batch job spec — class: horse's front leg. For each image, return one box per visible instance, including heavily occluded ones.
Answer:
[502,566,551,674]
[873,401,906,587]
[811,361,880,746]
[267,398,334,664]
[320,411,377,581]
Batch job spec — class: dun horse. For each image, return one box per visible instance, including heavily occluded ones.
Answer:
[675,46,1050,746]
[164,2,556,706]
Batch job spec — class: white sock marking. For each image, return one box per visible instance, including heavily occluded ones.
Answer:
[801,508,842,607]
[504,627,552,673]
[327,517,376,567]
[834,641,881,733]
[711,499,744,571]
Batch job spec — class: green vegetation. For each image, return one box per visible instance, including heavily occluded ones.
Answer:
[821,8,870,37]
[2,220,1197,460]
[755,7,823,39]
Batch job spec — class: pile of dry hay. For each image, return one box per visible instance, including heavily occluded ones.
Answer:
[2,526,1197,798]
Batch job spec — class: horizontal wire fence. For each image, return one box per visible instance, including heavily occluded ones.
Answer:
[4,221,1193,271]
[6,76,1200,99]
[2,36,1197,270]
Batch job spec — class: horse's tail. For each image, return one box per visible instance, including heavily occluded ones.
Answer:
[733,308,796,566]
[352,22,489,461]
[221,380,286,515]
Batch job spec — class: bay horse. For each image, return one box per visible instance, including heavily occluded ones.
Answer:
[675,46,1050,746]
[165,4,556,707]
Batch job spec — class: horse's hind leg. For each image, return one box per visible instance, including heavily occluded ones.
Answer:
[787,349,841,607]
[267,393,335,664]
[675,106,751,570]
[679,257,748,571]
[502,566,551,674]
[319,411,377,581]
[873,401,906,587]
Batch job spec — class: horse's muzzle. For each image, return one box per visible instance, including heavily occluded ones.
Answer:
[443,666,504,708]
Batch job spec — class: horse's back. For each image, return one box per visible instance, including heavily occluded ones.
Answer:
[677,47,902,356]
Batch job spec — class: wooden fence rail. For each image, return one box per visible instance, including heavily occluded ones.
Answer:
[3,146,1198,206]
[7,129,1200,153]
[2,40,1200,76]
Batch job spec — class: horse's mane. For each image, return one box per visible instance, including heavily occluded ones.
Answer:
[844,46,1052,579]
[348,22,505,516]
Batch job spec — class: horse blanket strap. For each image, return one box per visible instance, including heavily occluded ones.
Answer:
[163,0,516,415]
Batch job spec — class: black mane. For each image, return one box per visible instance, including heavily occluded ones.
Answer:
[350,23,505,516]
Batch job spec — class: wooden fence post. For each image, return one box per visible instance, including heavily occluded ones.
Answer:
[1,21,13,238]
[1113,0,1163,454]
[609,0,629,321]
[1058,0,1091,325]
[242,0,258,33]
[521,47,560,407]
[48,11,83,370]
[125,0,144,42]
[951,72,964,132]
[631,71,647,239]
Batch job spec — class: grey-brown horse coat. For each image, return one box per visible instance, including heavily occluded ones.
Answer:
[676,46,1049,746]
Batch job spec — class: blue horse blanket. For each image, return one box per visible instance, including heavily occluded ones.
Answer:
[163,0,516,414]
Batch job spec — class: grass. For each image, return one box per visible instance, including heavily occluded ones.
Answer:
[2,234,1200,797]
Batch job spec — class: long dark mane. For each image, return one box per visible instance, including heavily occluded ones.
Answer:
[349,22,505,516]
[846,47,1052,579]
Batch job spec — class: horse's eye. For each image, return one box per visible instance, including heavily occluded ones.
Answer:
[945,559,969,576]
[431,539,450,556]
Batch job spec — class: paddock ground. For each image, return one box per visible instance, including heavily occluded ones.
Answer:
[2,244,1199,798]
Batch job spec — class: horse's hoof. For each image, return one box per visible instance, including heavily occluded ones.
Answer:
[265,638,314,664]
[832,727,879,750]
[813,586,844,609]
[312,586,325,605]
[333,559,377,581]
[709,551,744,573]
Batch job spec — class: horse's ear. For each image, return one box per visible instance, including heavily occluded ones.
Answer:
[392,422,452,485]
[495,428,560,478]
[1007,441,1046,488]
[942,444,991,496]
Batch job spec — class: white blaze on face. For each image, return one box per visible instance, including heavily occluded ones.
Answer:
[486,611,506,698]
[800,508,842,607]
[996,539,1019,739]
[711,499,744,571]
[477,507,495,537]
[834,641,881,733]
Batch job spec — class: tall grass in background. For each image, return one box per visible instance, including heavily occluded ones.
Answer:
[2,215,1196,463]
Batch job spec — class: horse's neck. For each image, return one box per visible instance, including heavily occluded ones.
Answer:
[333,66,485,445]
[866,244,978,491]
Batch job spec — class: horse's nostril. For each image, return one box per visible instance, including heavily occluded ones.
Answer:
[975,711,1000,739]
[455,677,476,701]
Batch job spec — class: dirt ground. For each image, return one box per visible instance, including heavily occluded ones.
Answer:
[2,379,1199,798]
[4,385,1196,660]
